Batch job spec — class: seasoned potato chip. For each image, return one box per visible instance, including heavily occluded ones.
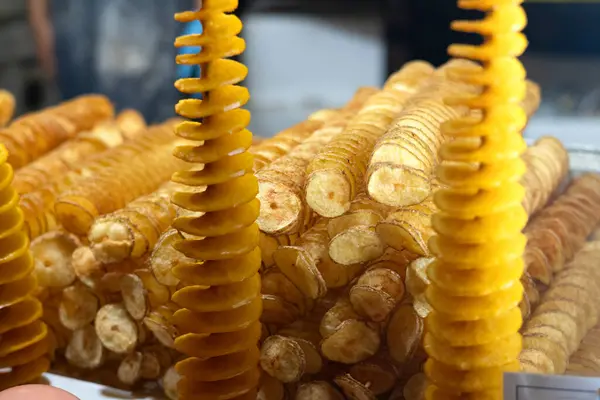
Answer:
[95,303,138,354]
[120,273,148,321]
[32,231,80,288]
[387,303,423,364]
[349,353,398,395]
[59,284,99,331]
[296,381,344,400]
[334,374,377,400]
[118,352,143,385]
[65,325,103,369]
[320,319,380,364]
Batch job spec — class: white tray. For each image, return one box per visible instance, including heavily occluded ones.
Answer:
[44,373,163,399]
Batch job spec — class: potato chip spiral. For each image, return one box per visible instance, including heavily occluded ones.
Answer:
[424,0,529,398]
[171,1,262,399]
[0,144,50,390]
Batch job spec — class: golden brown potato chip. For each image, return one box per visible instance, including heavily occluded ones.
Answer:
[387,303,423,364]
[349,268,405,322]
[260,335,306,383]
[349,353,398,395]
[320,319,380,364]
[334,374,377,400]
[95,303,138,354]
[295,381,344,400]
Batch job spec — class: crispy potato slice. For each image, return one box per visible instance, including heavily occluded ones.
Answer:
[320,319,380,364]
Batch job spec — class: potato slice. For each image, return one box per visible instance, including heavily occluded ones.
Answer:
[32,231,80,288]
[334,374,377,400]
[320,319,380,364]
[65,325,103,369]
[95,303,138,354]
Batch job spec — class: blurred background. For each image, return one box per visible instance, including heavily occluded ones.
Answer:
[3,0,600,143]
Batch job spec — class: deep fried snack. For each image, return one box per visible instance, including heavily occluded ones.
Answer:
[348,352,398,395]
[523,173,600,285]
[259,232,298,269]
[327,190,391,265]
[90,136,281,266]
[565,323,600,377]
[20,120,181,238]
[319,297,380,364]
[95,303,138,354]
[30,231,80,288]
[295,381,344,400]
[521,136,569,217]
[305,61,434,218]
[523,80,541,119]
[274,218,362,298]
[424,3,530,397]
[260,269,310,326]
[252,119,323,172]
[115,109,147,140]
[257,87,377,235]
[260,320,322,382]
[348,248,411,322]
[59,283,99,331]
[520,241,600,374]
[376,196,437,257]
[366,60,480,208]
[88,183,178,264]
[0,89,15,127]
[13,122,128,195]
[334,374,377,400]
[53,122,186,236]
[0,94,114,168]
[0,144,50,389]
[64,324,103,369]
[170,3,263,399]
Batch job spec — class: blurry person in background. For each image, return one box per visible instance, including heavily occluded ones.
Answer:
[27,0,202,123]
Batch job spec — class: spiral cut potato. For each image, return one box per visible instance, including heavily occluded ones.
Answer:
[273,219,363,299]
[53,122,186,236]
[566,322,600,377]
[523,173,600,285]
[0,89,15,127]
[327,190,391,266]
[424,1,529,398]
[257,87,377,235]
[88,182,178,264]
[0,94,114,169]
[0,145,50,389]
[114,109,147,140]
[253,120,323,172]
[13,121,130,195]
[20,121,181,238]
[366,60,481,208]
[523,80,541,119]
[170,2,263,398]
[520,241,600,375]
[520,136,569,217]
[305,61,434,218]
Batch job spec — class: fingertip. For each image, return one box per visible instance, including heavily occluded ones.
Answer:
[0,385,79,400]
